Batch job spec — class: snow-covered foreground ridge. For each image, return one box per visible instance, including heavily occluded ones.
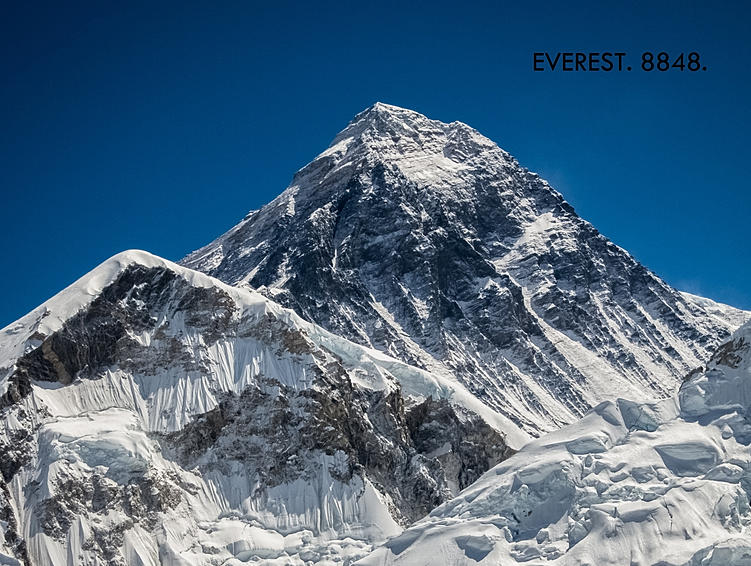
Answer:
[360,321,751,566]
[183,102,747,436]
[0,250,517,566]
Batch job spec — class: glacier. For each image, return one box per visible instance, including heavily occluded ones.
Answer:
[359,322,751,565]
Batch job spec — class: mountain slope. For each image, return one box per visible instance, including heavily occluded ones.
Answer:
[359,321,751,566]
[182,102,747,435]
[0,250,518,566]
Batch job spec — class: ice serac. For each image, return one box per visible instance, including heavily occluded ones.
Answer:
[0,250,515,566]
[359,321,751,566]
[182,102,747,435]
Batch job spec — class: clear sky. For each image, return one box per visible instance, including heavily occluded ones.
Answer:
[1,1,750,327]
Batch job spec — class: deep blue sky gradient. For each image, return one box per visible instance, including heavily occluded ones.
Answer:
[1,1,750,327]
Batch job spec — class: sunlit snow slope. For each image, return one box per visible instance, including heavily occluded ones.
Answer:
[0,251,517,566]
[360,322,751,566]
[182,102,747,435]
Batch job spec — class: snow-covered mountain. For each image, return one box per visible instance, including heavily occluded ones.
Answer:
[0,251,517,566]
[182,102,746,435]
[0,104,748,566]
[359,320,751,566]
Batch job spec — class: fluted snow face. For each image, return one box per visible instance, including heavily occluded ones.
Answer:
[183,103,747,435]
[359,322,751,566]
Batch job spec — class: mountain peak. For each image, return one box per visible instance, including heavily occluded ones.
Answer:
[370,101,406,111]
[181,105,745,435]
[356,102,473,131]
[311,103,507,195]
[331,102,444,145]
[351,101,427,124]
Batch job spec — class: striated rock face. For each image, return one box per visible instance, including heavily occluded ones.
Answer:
[0,251,512,565]
[182,102,746,435]
[360,321,751,566]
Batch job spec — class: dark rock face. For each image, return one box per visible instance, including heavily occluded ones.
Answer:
[407,397,514,493]
[182,103,742,434]
[711,336,748,369]
[0,408,36,483]
[6,265,237,405]
[160,375,511,526]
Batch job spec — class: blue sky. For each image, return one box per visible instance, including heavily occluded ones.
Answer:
[1,1,750,327]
